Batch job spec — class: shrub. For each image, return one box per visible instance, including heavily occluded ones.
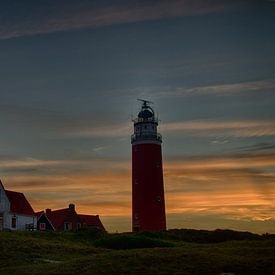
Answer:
[94,234,174,249]
[164,229,261,243]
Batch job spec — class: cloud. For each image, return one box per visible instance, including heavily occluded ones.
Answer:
[167,212,275,234]
[0,158,65,168]
[1,150,274,232]
[162,79,275,97]
[165,153,275,209]
[2,151,274,213]
[1,78,274,141]
[0,157,130,178]
[237,143,275,152]
[56,117,275,139]
[131,79,275,99]
[161,119,275,138]
[104,79,275,104]
[62,123,131,138]
[165,153,275,172]
[0,102,78,133]
[1,101,128,140]
[0,0,243,39]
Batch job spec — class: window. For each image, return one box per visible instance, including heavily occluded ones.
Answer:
[77,223,81,230]
[156,196,161,202]
[11,216,16,228]
[39,223,46,231]
[64,222,72,231]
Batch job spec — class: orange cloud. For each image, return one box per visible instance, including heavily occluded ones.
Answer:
[2,152,275,232]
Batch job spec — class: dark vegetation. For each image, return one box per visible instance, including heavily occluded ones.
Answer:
[0,228,275,274]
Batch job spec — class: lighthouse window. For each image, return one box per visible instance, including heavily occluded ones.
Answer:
[134,213,138,220]
[134,180,138,185]
[156,196,161,202]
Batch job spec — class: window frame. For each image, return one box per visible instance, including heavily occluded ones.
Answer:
[39,222,46,231]
[64,222,72,231]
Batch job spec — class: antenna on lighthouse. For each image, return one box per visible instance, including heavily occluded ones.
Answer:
[137,98,153,108]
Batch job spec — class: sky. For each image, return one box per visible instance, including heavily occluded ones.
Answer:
[0,0,275,233]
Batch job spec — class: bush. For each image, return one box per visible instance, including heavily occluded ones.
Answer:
[94,234,174,250]
[74,227,106,240]
[164,229,261,243]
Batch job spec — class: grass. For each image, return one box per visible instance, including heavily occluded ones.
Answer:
[0,229,275,274]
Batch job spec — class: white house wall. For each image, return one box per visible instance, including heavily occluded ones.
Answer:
[8,213,37,231]
[0,184,11,229]
[0,183,37,230]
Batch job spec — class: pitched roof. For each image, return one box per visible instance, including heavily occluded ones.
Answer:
[37,203,105,231]
[5,190,35,216]
[79,214,105,231]
[46,208,71,229]
[35,211,44,218]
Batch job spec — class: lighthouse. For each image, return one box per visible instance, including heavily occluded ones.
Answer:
[131,99,166,232]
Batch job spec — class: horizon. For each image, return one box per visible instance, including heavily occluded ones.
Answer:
[0,0,275,234]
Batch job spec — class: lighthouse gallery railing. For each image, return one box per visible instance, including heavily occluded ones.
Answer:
[131,133,162,143]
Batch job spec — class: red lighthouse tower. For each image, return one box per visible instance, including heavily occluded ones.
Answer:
[131,99,166,232]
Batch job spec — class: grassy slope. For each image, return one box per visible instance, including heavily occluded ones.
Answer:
[0,230,275,274]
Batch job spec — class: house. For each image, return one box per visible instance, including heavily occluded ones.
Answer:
[79,214,105,230]
[0,180,37,231]
[36,203,105,231]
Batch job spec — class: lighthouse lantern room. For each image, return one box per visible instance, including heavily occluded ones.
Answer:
[131,99,166,232]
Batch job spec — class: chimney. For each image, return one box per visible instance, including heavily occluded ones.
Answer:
[69,204,75,211]
[46,208,51,216]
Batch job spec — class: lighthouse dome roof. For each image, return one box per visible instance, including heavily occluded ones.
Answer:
[138,109,153,119]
